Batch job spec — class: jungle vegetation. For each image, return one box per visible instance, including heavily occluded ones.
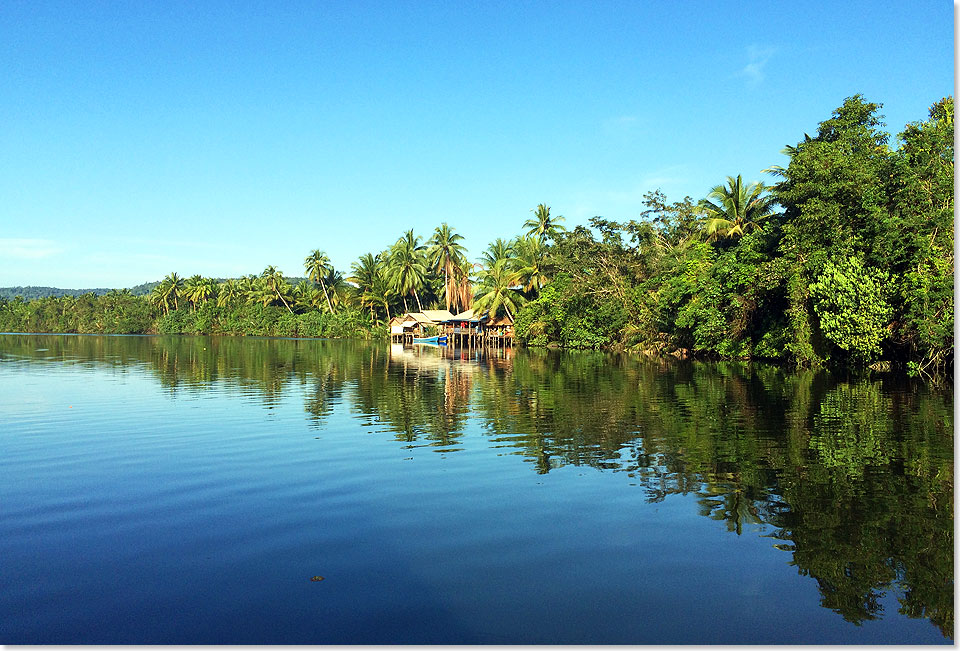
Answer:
[0,95,952,377]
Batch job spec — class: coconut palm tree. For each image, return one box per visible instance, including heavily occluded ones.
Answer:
[159,272,184,311]
[451,258,474,315]
[479,238,515,270]
[386,229,428,313]
[290,280,309,311]
[513,235,549,293]
[523,203,566,244]
[472,258,525,320]
[304,249,335,313]
[322,268,351,311]
[194,277,217,308]
[699,175,776,241]
[261,266,294,313]
[350,253,385,324]
[183,275,204,310]
[215,279,238,307]
[149,284,170,316]
[427,223,468,312]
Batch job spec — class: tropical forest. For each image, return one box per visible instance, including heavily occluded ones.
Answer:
[1,95,953,379]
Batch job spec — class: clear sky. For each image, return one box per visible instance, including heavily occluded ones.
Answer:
[0,0,953,288]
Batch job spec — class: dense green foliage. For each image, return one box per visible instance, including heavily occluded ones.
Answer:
[2,95,952,376]
[510,95,953,378]
[0,288,378,339]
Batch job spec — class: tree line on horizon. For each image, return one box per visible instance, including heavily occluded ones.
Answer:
[0,94,953,377]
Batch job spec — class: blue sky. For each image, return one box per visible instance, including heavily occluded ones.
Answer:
[0,0,953,287]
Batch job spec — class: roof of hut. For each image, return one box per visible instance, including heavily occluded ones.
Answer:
[443,308,480,323]
[484,313,514,327]
[420,309,456,323]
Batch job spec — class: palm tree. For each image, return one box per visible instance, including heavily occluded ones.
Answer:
[451,258,474,315]
[427,223,468,313]
[699,175,776,241]
[304,249,335,313]
[160,272,184,311]
[513,235,549,293]
[261,266,294,313]
[149,284,169,316]
[238,274,260,305]
[480,238,514,270]
[472,259,525,320]
[194,277,217,308]
[217,279,241,308]
[524,203,566,244]
[350,253,384,324]
[291,280,313,311]
[183,275,204,310]
[323,268,351,311]
[386,229,428,313]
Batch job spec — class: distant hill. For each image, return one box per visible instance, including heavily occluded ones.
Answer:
[0,286,114,300]
[0,282,162,300]
[0,277,315,301]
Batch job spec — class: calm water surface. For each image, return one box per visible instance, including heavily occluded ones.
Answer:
[0,334,953,644]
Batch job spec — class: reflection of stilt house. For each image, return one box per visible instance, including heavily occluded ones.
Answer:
[389,310,456,343]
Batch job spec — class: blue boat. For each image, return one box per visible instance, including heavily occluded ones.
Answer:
[412,335,448,345]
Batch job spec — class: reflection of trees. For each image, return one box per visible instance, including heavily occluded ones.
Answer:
[2,334,953,638]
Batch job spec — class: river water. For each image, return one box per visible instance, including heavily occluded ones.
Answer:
[0,334,952,644]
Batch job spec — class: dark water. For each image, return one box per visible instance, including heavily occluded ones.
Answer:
[0,334,952,644]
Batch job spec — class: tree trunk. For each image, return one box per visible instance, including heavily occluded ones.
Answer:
[443,266,449,311]
[320,279,334,314]
[413,289,423,312]
[277,291,294,314]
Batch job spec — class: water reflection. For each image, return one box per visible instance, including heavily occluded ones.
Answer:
[0,333,953,638]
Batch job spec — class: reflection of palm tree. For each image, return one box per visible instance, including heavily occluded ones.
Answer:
[304,249,335,313]
[699,175,775,241]
[523,203,566,243]
[427,223,468,312]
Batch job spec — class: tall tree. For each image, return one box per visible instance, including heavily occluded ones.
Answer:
[513,235,549,293]
[387,229,428,313]
[772,94,895,365]
[524,203,566,244]
[217,279,241,308]
[160,272,183,311]
[261,266,294,313]
[304,249,335,314]
[427,223,468,312]
[473,259,525,320]
[480,238,514,270]
[350,253,385,324]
